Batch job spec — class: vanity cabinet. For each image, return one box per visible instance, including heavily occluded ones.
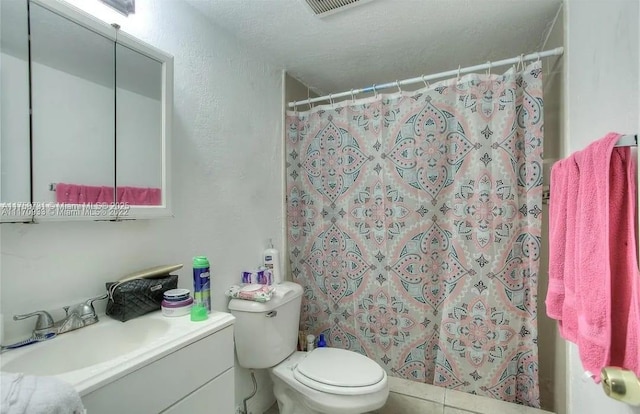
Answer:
[163,370,234,414]
[0,0,173,222]
[81,325,235,414]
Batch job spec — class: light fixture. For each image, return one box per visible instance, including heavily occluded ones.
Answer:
[98,0,135,17]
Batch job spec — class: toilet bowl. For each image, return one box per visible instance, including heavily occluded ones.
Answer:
[227,282,389,414]
[270,349,388,414]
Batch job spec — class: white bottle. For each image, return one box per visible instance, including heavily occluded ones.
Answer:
[306,334,315,352]
[263,239,281,285]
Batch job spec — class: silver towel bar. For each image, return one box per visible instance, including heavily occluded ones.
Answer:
[542,133,637,204]
[614,134,638,147]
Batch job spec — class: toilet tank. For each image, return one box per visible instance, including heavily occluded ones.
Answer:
[227,282,303,369]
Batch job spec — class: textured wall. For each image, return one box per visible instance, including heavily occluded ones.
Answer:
[564,0,640,413]
[0,0,283,411]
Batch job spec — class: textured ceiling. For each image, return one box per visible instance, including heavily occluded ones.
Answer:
[185,0,562,95]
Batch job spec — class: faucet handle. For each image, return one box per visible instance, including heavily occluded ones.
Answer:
[13,310,54,331]
[86,293,108,304]
[77,293,108,319]
[84,293,108,309]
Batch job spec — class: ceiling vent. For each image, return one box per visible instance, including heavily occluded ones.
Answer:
[303,0,374,18]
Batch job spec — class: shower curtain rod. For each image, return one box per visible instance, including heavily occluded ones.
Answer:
[288,47,565,108]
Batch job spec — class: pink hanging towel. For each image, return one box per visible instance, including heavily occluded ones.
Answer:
[56,184,113,204]
[148,188,162,205]
[546,132,640,381]
[85,185,102,203]
[607,144,640,378]
[55,183,80,204]
[98,186,115,204]
[117,186,161,205]
[56,184,160,205]
[546,155,580,342]
[545,157,566,321]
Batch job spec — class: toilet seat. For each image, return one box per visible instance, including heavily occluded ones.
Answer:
[293,348,386,395]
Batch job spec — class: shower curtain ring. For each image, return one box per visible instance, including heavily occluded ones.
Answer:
[372,84,377,97]
[329,93,334,105]
[421,75,429,88]
[395,80,402,93]
[518,53,525,71]
[307,88,313,109]
[486,61,491,76]
[536,52,541,62]
[350,89,356,102]
[457,65,461,81]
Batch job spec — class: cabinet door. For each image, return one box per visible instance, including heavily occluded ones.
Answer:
[162,368,235,414]
[115,43,163,207]
[30,2,115,205]
[81,326,234,414]
[1,0,31,221]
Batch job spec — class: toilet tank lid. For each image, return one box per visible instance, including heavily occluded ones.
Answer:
[227,282,303,312]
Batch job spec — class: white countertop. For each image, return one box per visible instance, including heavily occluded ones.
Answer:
[0,311,235,396]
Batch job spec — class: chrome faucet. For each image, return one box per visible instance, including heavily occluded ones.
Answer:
[56,294,107,334]
[1,294,108,351]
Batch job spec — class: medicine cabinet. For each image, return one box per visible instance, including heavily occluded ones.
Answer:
[0,0,173,222]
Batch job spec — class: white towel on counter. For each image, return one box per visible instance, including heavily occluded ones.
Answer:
[225,284,276,302]
[1,372,85,414]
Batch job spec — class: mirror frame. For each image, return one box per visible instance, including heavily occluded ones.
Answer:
[0,0,173,223]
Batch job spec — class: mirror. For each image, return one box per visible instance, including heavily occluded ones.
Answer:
[1,0,31,208]
[30,2,116,204]
[115,43,163,206]
[0,0,172,222]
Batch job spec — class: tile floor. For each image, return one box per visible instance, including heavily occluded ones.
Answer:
[260,378,555,414]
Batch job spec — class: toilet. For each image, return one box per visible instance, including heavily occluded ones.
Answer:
[228,282,389,414]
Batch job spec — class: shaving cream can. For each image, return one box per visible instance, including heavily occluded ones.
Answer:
[192,256,211,312]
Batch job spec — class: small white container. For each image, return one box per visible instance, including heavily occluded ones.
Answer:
[163,288,191,302]
[306,334,315,352]
[161,297,193,317]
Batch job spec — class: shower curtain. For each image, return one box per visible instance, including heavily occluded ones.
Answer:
[285,62,543,407]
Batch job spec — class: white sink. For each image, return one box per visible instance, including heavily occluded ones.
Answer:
[1,317,170,375]
[0,311,235,396]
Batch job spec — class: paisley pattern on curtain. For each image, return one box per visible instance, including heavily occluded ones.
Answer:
[285,62,543,407]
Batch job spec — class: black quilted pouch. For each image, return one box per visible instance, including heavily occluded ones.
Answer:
[106,274,178,322]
